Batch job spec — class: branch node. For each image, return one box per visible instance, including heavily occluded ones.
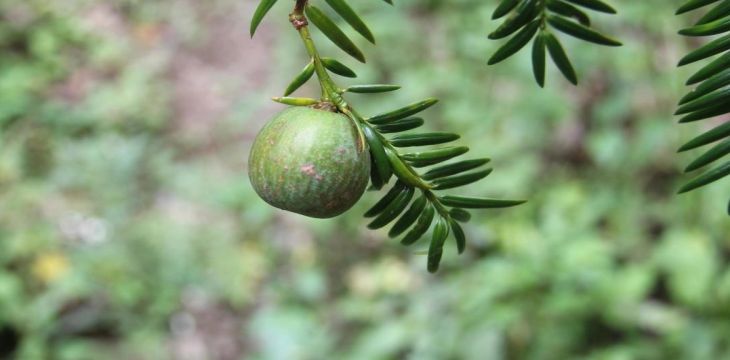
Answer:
[289,13,308,30]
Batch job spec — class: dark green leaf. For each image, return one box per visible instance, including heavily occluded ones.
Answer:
[564,0,617,14]
[346,84,401,93]
[488,19,541,65]
[427,216,449,273]
[324,0,375,43]
[548,1,591,26]
[375,117,425,133]
[679,17,730,36]
[305,5,366,63]
[431,169,494,190]
[390,133,460,147]
[369,155,384,190]
[363,125,392,188]
[547,15,622,46]
[532,31,547,87]
[449,208,472,222]
[403,146,470,167]
[364,181,405,217]
[678,121,730,151]
[686,52,730,85]
[401,204,435,246]
[489,0,540,40]
[493,0,520,20]
[696,0,730,25]
[675,87,730,115]
[385,147,428,188]
[368,98,439,124]
[321,57,357,78]
[545,32,578,85]
[685,138,730,172]
[679,69,730,104]
[449,219,466,254]
[389,194,427,238]
[250,0,279,37]
[439,195,526,209]
[422,158,491,180]
[678,34,730,66]
[284,60,315,96]
[678,100,730,123]
[368,186,415,229]
[678,161,730,193]
[677,0,722,15]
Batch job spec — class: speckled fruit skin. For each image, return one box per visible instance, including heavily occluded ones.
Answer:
[248,106,371,218]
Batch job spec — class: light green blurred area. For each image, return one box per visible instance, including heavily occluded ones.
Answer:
[0,0,729,358]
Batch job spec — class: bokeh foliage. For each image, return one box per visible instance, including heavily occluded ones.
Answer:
[0,0,729,359]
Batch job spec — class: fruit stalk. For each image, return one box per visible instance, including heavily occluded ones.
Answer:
[291,1,340,104]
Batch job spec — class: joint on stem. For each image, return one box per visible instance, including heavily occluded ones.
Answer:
[289,13,308,30]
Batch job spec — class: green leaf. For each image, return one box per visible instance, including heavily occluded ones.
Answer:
[324,0,375,43]
[488,19,541,65]
[677,0,722,15]
[375,117,425,133]
[679,69,730,104]
[368,98,439,124]
[389,194,427,238]
[489,0,540,40]
[346,84,401,93]
[493,0,520,20]
[431,169,494,190]
[686,52,730,85]
[679,17,730,36]
[368,156,384,190]
[427,216,450,273]
[685,138,730,172]
[678,34,730,66]
[696,0,730,25]
[384,147,428,188]
[675,87,730,115]
[548,1,591,26]
[364,181,405,217]
[250,0,279,37]
[403,146,470,167]
[363,125,392,189]
[532,31,547,87]
[678,121,730,151]
[401,204,435,246]
[439,195,526,209]
[321,57,357,78]
[284,60,315,96]
[271,97,318,106]
[545,32,578,85]
[449,208,472,222]
[305,5,366,63]
[390,133,460,147]
[368,186,415,229]
[678,100,730,123]
[422,158,491,180]
[563,0,617,14]
[449,219,466,254]
[678,161,730,193]
[547,15,622,46]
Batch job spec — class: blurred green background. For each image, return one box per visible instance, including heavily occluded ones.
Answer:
[1,0,729,359]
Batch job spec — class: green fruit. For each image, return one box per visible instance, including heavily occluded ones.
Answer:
[248,106,371,218]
